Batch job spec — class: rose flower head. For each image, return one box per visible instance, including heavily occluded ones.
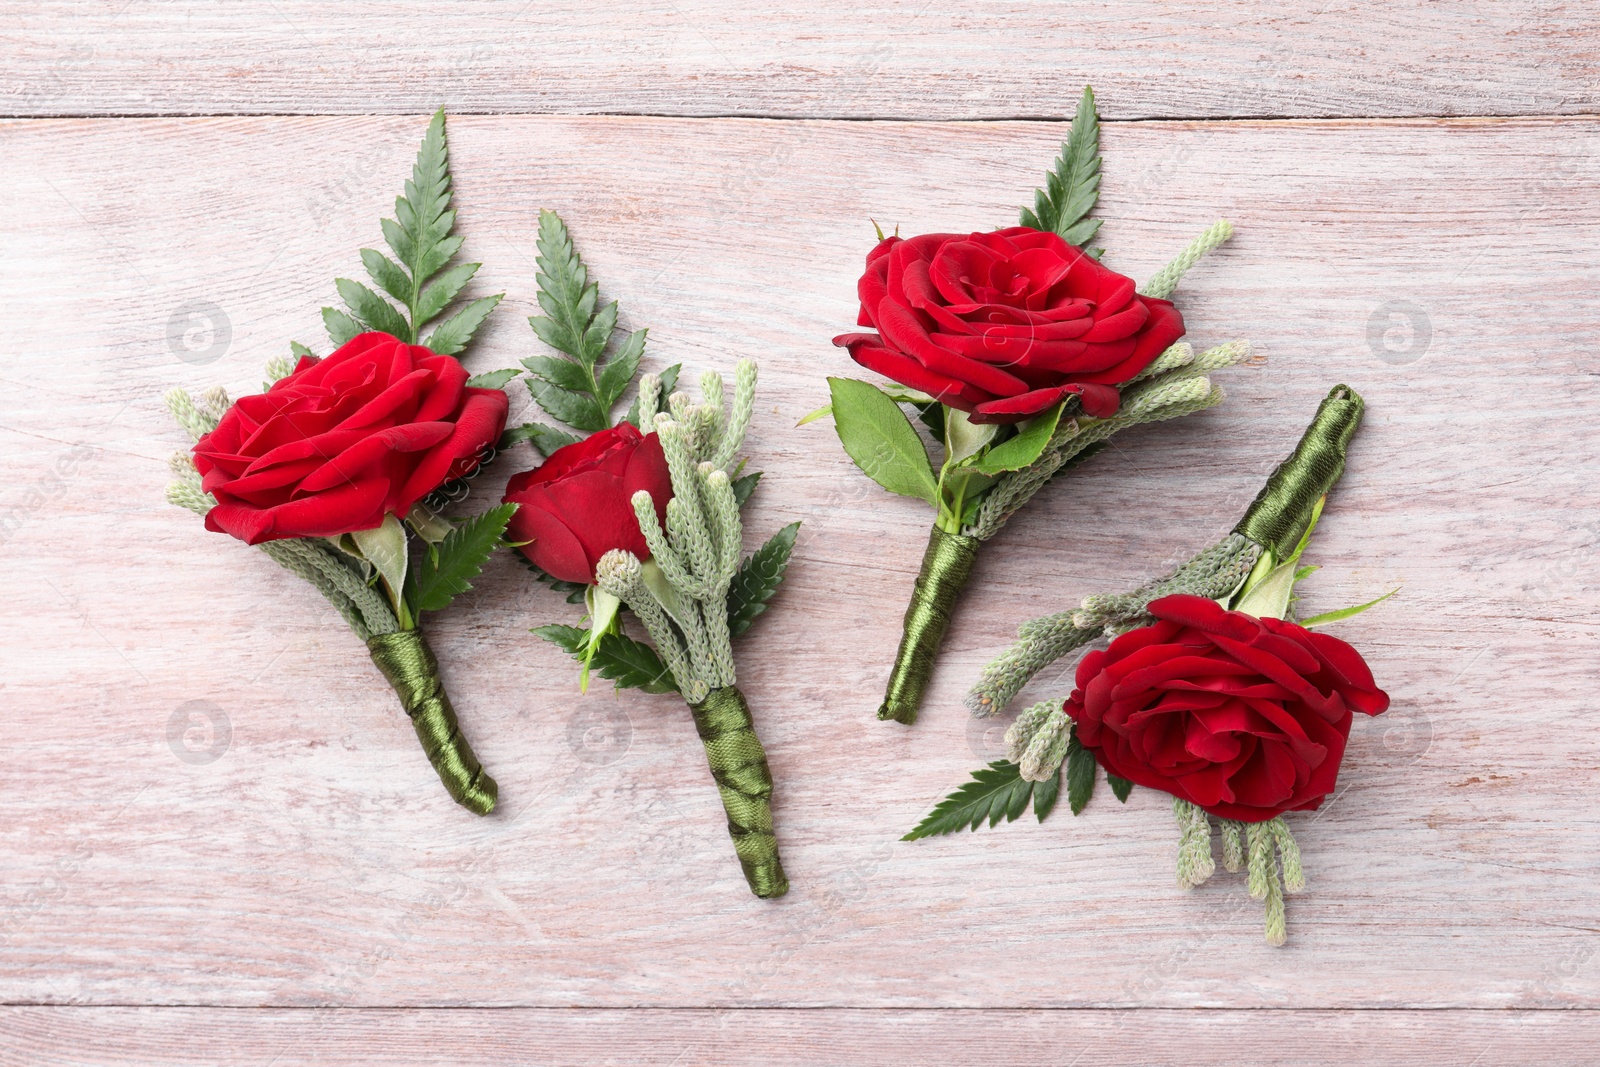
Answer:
[503,422,673,584]
[1067,594,1389,823]
[833,226,1184,423]
[193,332,508,545]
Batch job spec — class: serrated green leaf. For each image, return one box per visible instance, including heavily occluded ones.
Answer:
[289,341,314,359]
[466,368,520,390]
[827,377,938,504]
[516,554,589,604]
[322,306,362,346]
[970,402,1064,475]
[731,471,762,507]
[523,210,647,430]
[331,111,497,353]
[727,521,799,637]
[424,294,501,356]
[526,376,610,433]
[408,503,517,614]
[536,623,678,694]
[1022,85,1101,245]
[596,329,646,408]
[414,261,480,327]
[523,353,597,394]
[361,248,413,308]
[626,363,681,427]
[1299,587,1400,629]
[1108,773,1133,803]
[499,421,583,456]
[582,301,619,366]
[1066,732,1096,815]
[530,209,596,360]
[903,761,1040,840]
[1033,764,1062,822]
[336,277,412,340]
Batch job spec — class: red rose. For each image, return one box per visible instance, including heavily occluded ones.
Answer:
[1068,594,1388,822]
[502,422,673,584]
[194,332,508,545]
[833,226,1184,424]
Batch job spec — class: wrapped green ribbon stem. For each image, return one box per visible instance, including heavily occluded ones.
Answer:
[367,629,498,816]
[1234,384,1365,562]
[878,525,982,725]
[689,686,788,898]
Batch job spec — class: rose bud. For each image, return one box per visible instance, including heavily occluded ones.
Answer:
[193,332,508,545]
[833,227,1184,423]
[502,422,673,584]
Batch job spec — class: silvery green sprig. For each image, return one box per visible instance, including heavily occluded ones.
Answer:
[594,360,759,705]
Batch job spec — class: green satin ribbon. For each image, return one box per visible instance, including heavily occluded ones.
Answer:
[1234,384,1366,559]
[879,526,982,725]
[689,686,788,899]
[367,629,498,816]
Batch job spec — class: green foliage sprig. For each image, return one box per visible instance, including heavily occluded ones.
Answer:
[321,110,503,355]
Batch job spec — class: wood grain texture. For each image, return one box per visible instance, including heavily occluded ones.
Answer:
[4,1007,1600,1066]
[1,112,1599,1020]
[4,1,1599,119]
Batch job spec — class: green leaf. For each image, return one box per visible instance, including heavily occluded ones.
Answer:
[536,624,679,694]
[424,294,502,356]
[466,368,521,390]
[1299,587,1400,629]
[731,471,762,507]
[523,209,648,429]
[322,306,362,346]
[529,210,597,360]
[326,111,500,351]
[336,277,413,340]
[516,553,589,604]
[523,353,598,394]
[626,363,681,427]
[1033,764,1062,822]
[970,402,1065,475]
[360,248,412,306]
[408,503,517,614]
[596,329,647,408]
[526,376,610,434]
[1019,85,1102,248]
[500,421,582,455]
[1108,773,1133,803]
[903,761,1041,840]
[827,377,939,504]
[727,521,800,637]
[349,514,409,620]
[944,408,998,465]
[288,341,315,360]
[1066,732,1096,815]
[796,402,832,427]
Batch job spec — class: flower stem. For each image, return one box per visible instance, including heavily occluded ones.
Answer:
[367,629,497,815]
[879,525,981,725]
[689,685,788,898]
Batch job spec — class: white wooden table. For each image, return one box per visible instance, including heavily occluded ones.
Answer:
[3,4,1598,1064]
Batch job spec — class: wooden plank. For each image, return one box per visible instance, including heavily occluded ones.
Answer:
[2,1007,1598,1066]
[3,2,1598,119]
[0,114,1598,1010]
